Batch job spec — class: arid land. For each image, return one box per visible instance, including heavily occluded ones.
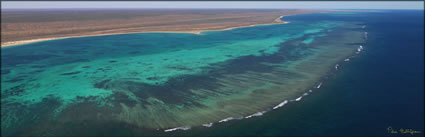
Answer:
[1,9,327,47]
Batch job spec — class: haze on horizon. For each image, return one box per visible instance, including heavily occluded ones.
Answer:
[1,1,424,10]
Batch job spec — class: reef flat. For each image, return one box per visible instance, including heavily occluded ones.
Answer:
[1,12,366,136]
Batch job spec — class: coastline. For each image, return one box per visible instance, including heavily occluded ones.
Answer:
[1,16,289,48]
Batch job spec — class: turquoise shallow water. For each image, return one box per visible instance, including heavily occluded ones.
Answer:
[1,12,369,136]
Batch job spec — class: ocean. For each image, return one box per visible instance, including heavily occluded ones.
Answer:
[1,10,423,136]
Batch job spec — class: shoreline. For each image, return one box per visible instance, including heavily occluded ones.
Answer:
[1,16,289,48]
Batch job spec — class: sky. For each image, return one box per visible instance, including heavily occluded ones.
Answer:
[1,1,424,10]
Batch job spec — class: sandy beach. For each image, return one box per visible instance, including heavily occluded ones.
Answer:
[1,17,288,48]
[1,9,311,47]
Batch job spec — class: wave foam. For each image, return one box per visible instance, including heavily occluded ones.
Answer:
[356,45,364,54]
[272,100,288,109]
[164,126,191,132]
[245,111,267,118]
[218,116,243,123]
[295,96,302,101]
[202,123,213,127]
[316,82,322,89]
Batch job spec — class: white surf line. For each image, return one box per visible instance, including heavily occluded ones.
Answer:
[316,82,323,89]
[295,96,303,101]
[272,100,289,110]
[356,45,364,54]
[218,117,234,123]
[202,123,213,127]
[245,110,268,119]
[164,126,191,132]
[344,58,350,62]
[218,116,244,123]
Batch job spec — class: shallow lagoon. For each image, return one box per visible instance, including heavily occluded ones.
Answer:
[2,12,367,136]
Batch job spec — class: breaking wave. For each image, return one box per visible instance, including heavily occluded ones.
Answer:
[316,82,322,89]
[272,100,289,110]
[218,116,244,123]
[164,126,191,132]
[245,111,268,119]
[202,123,213,127]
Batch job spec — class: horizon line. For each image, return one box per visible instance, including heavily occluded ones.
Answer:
[2,8,423,10]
